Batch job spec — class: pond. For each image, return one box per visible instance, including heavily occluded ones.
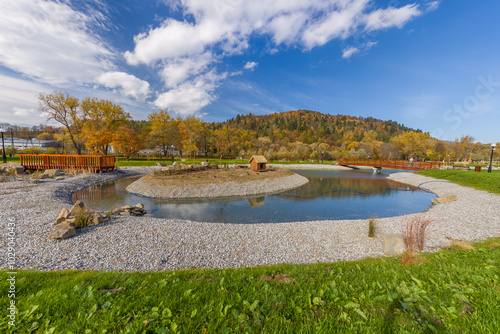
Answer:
[73,169,435,224]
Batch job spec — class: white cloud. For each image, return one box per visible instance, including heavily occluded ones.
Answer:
[160,52,215,88]
[363,4,422,31]
[0,0,115,86]
[154,70,226,115]
[97,72,151,100]
[244,62,258,71]
[342,46,360,58]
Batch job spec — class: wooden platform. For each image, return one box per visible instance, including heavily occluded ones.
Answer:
[18,154,115,172]
[338,158,443,171]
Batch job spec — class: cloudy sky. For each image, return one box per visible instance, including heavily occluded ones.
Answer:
[0,0,498,143]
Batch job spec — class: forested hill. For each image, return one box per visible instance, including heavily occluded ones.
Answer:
[212,110,420,146]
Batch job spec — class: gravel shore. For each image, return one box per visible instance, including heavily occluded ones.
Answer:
[126,171,309,199]
[0,167,499,272]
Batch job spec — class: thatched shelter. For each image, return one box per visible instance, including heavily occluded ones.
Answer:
[249,155,267,171]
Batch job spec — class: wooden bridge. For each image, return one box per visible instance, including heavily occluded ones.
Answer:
[18,154,116,172]
[338,158,443,171]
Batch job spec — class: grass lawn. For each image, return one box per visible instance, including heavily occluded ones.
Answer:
[419,169,500,194]
[2,238,500,333]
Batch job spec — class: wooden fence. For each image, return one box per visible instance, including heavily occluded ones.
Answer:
[338,158,443,171]
[18,154,115,172]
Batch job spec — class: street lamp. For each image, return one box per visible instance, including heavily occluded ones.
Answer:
[0,128,6,164]
[321,151,324,163]
[171,145,174,163]
[488,144,496,173]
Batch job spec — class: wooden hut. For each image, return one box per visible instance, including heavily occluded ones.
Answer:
[249,155,267,172]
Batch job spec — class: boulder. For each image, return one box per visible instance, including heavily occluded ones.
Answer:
[383,234,406,255]
[155,162,167,167]
[121,205,134,210]
[120,211,131,216]
[134,203,144,210]
[431,194,457,204]
[69,201,85,216]
[65,218,76,224]
[56,208,70,224]
[92,214,104,225]
[48,222,76,239]
[42,169,65,178]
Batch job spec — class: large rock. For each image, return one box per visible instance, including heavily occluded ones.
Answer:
[134,203,144,210]
[48,222,76,239]
[56,208,70,224]
[121,205,134,210]
[92,214,104,225]
[383,234,406,255]
[155,162,167,167]
[42,169,65,178]
[69,201,85,216]
[1,162,25,175]
[431,194,457,204]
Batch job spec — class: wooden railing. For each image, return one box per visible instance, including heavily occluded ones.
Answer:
[17,154,115,172]
[338,158,443,171]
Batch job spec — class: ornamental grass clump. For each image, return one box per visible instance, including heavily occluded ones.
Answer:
[402,217,432,264]
[74,209,93,228]
[368,216,377,238]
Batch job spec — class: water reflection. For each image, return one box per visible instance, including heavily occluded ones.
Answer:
[73,169,434,223]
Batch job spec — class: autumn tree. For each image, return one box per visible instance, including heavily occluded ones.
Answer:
[81,98,130,155]
[38,91,87,154]
[146,110,180,157]
[113,126,142,160]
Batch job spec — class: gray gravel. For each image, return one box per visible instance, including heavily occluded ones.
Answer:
[126,172,309,199]
[0,167,499,272]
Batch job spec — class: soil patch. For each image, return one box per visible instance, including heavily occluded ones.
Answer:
[141,168,294,187]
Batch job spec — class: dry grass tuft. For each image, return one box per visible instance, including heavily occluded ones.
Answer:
[449,240,475,250]
[490,242,500,248]
[400,251,427,265]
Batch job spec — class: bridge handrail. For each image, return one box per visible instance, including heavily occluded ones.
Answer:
[17,154,115,172]
[338,158,443,170]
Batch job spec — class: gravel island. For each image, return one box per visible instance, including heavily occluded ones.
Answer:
[0,166,499,272]
[126,168,309,199]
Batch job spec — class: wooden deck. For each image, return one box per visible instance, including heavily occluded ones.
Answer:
[18,154,115,172]
[338,158,443,171]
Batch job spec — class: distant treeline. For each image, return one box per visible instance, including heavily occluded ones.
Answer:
[3,92,498,162]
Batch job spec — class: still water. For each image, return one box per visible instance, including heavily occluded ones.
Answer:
[73,169,435,223]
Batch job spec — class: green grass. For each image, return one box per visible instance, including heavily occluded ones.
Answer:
[419,169,500,194]
[2,238,500,333]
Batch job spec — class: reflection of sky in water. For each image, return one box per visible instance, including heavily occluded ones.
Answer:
[73,169,435,224]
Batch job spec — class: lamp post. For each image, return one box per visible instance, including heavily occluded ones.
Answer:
[0,128,6,163]
[488,144,496,173]
[171,145,174,163]
[321,151,324,163]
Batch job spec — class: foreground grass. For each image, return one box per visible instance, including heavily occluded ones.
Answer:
[419,169,500,194]
[2,239,500,333]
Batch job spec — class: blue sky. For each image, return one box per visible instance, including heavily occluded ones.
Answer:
[0,0,498,143]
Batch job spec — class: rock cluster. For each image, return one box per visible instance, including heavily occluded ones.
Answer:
[49,200,146,240]
[0,162,25,175]
[114,204,147,216]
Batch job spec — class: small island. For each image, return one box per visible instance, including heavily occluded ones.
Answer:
[126,166,309,200]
